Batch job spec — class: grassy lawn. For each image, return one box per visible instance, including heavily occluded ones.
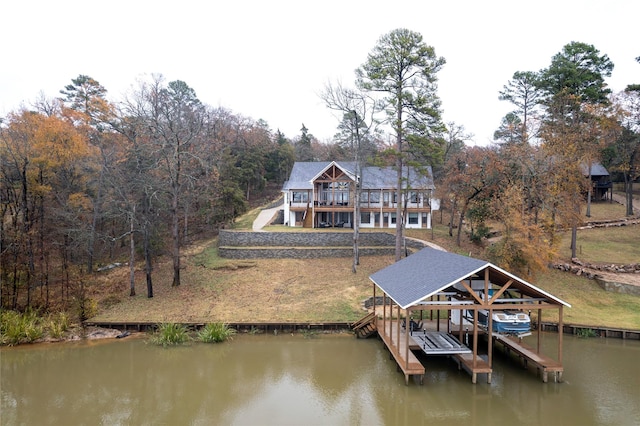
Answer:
[557,226,640,264]
[533,269,640,330]
[581,201,629,221]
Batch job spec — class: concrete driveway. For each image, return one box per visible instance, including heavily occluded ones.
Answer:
[252,204,283,231]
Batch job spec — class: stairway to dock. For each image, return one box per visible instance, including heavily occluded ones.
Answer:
[351,312,378,338]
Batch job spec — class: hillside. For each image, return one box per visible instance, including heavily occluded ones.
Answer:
[90,199,640,330]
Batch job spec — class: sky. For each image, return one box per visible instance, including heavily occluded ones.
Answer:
[1,0,638,145]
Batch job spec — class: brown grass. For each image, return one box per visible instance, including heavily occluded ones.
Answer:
[90,201,640,331]
[91,241,395,323]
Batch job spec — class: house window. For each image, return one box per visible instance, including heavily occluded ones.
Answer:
[408,213,419,225]
[390,213,397,224]
[361,212,371,223]
[422,191,430,207]
[370,192,380,203]
[360,192,369,204]
[292,192,308,203]
[409,192,418,204]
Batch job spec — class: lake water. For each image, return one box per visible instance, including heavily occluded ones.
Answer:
[1,332,639,425]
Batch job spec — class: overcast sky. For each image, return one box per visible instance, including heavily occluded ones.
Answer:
[1,0,637,145]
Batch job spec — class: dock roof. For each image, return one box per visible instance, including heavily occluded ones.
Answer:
[369,248,571,309]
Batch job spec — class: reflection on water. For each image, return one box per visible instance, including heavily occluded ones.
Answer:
[1,332,639,425]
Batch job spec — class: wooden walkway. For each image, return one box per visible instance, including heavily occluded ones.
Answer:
[377,319,425,385]
[493,334,564,382]
[453,353,493,384]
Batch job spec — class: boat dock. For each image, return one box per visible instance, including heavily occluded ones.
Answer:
[377,319,425,385]
[410,327,493,384]
[452,353,493,384]
[493,334,564,382]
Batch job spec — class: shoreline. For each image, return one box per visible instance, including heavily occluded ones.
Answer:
[4,319,640,348]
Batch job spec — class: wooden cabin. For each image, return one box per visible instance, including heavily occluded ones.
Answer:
[581,161,613,201]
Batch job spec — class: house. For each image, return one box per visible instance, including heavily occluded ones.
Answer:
[282,161,435,229]
[580,161,612,201]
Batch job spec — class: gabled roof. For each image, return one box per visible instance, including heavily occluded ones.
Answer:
[310,161,357,183]
[369,248,570,309]
[282,161,434,192]
[282,162,331,191]
[580,162,609,177]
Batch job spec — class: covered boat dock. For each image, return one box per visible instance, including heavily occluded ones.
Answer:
[368,248,571,385]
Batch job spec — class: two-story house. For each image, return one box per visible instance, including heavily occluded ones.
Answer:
[282,161,435,229]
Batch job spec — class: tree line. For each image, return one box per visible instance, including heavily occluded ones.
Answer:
[0,74,296,310]
[1,30,638,314]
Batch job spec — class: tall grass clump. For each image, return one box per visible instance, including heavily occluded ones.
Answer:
[150,323,190,346]
[0,310,44,345]
[197,322,236,343]
[47,312,70,339]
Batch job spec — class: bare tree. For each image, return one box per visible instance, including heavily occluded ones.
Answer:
[321,81,378,272]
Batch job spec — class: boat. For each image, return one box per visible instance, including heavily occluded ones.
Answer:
[478,310,531,336]
[457,309,531,337]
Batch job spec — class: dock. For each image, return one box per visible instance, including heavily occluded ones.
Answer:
[410,328,492,384]
[493,334,564,382]
[452,353,493,384]
[376,318,493,385]
[377,319,425,385]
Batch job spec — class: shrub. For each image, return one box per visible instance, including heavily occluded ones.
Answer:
[150,323,190,346]
[74,296,98,322]
[576,328,598,338]
[197,323,236,343]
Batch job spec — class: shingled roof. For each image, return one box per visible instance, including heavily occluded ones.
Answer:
[370,248,570,309]
[580,161,609,177]
[282,161,434,191]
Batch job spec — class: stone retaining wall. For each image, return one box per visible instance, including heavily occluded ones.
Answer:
[570,258,640,274]
[594,277,640,296]
[217,230,427,259]
[551,259,640,296]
